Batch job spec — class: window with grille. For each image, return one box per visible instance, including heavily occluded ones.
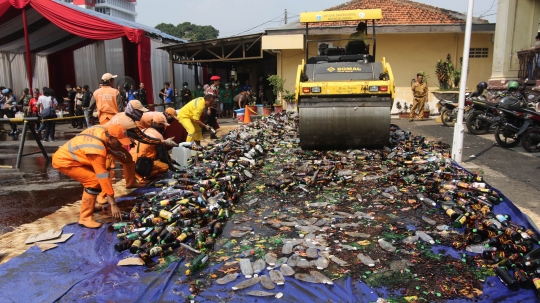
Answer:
[469,48,489,58]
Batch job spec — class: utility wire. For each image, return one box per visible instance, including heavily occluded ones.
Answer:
[220,13,285,37]
[476,0,497,18]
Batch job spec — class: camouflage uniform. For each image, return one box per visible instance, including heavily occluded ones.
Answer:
[410,81,428,120]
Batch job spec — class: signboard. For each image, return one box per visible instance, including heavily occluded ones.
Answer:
[300,9,382,23]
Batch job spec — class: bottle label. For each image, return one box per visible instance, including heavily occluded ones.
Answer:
[454,215,467,227]
[534,278,540,290]
[150,246,163,256]
[159,210,173,220]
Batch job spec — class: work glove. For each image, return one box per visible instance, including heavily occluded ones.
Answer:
[204,125,211,131]
[164,137,176,147]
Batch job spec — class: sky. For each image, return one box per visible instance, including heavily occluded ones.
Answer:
[136,0,497,38]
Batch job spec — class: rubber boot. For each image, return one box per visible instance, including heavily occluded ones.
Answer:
[79,192,102,229]
[123,161,146,188]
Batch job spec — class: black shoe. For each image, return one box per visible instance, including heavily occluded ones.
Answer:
[210,135,218,139]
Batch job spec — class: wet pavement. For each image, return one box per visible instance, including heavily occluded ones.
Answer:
[0,118,242,231]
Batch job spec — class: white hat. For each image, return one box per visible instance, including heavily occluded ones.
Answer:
[101,73,117,81]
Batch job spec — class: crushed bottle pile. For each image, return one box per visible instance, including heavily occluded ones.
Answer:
[112,112,540,302]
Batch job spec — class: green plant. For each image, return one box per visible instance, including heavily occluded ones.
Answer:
[396,101,410,113]
[267,74,286,102]
[435,54,462,90]
[281,90,295,104]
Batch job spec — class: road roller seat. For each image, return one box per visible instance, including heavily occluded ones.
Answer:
[346,40,368,55]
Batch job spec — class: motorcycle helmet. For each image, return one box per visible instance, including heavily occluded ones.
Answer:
[476,82,488,95]
[507,81,519,91]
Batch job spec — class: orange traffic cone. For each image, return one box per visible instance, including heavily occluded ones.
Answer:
[243,105,251,124]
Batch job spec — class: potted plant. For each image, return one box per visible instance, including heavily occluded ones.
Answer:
[267,74,290,112]
[247,92,258,115]
[278,90,295,113]
[396,101,410,118]
[423,102,430,119]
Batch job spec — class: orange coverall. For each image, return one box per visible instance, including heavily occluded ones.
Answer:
[130,127,168,180]
[52,126,114,197]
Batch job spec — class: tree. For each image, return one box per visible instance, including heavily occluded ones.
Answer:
[155,22,219,41]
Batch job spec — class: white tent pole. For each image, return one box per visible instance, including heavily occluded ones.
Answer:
[452,0,475,163]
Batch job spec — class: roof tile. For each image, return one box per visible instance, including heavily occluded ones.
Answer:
[303,0,488,27]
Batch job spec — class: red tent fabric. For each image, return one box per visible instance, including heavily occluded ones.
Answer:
[2,0,144,42]
[0,0,153,105]
[138,36,155,106]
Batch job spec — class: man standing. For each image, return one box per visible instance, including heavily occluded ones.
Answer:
[88,73,123,125]
[178,94,215,145]
[74,86,84,129]
[64,85,77,128]
[180,82,192,107]
[159,82,174,108]
[242,79,252,93]
[81,85,93,128]
[127,84,137,101]
[53,124,131,228]
[221,83,233,118]
[410,73,428,122]
[193,83,205,99]
[137,83,147,106]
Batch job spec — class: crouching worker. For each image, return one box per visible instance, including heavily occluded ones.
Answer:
[130,113,170,182]
[52,124,131,228]
[178,94,215,145]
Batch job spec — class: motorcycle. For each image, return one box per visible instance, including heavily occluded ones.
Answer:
[465,93,504,135]
[492,85,532,148]
[439,98,473,127]
[520,110,540,152]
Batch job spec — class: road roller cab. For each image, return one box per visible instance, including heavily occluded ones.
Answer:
[296,9,395,150]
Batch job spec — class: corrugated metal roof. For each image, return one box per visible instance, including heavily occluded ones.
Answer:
[54,0,186,43]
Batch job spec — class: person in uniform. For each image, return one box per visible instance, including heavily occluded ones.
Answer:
[193,83,205,99]
[180,82,192,108]
[177,94,215,145]
[52,124,131,228]
[87,73,124,125]
[410,73,428,121]
[130,114,170,182]
[349,22,367,41]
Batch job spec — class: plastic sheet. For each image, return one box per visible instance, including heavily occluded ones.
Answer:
[0,177,539,303]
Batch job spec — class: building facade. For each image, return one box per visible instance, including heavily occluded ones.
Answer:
[262,0,495,113]
[60,0,137,21]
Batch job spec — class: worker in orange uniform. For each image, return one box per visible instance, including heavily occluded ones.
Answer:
[87,73,124,125]
[178,94,215,145]
[52,124,131,228]
[103,100,176,189]
[136,111,168,130]
[131,114,170,182]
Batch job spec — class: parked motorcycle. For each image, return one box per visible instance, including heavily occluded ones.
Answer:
[520,111,540,152]
[439,98,473,127]
[492,81,531,148]
[466,94,503,135]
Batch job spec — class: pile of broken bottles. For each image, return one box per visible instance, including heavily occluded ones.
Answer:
[114,112,539,302]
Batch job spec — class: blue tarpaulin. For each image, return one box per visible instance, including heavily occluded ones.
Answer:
[0,180,539,302]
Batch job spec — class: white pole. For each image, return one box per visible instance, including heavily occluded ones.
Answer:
[452,0,475,163]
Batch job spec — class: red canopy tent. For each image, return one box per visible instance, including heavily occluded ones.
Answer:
[0,0,174,106]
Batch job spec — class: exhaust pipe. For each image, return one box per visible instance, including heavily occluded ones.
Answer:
[477,114,492,123]
[503,123,521,133]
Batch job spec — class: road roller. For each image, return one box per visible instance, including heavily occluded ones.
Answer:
[296,9,395,150]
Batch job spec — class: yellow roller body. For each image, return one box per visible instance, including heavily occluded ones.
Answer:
[297,56,394,150]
